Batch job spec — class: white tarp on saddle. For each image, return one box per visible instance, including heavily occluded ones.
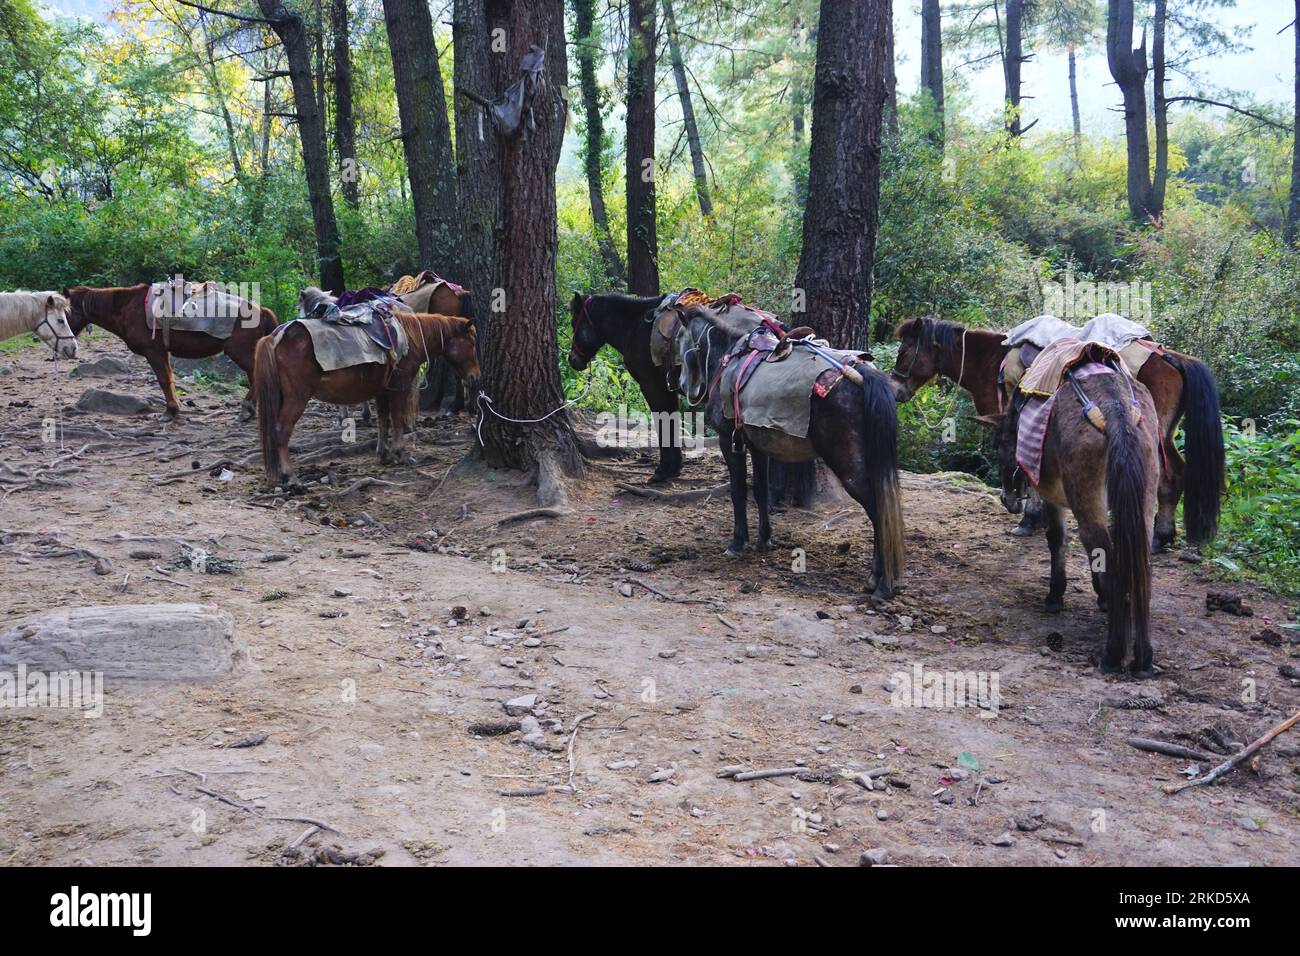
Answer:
[1004,313,1151,350]
[272,316,409,373]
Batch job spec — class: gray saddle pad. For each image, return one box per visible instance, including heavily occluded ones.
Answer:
[720,347,857,439]
[273,317,409,372]
[148,282,254,340]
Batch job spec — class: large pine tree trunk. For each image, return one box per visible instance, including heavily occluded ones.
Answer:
[664,0,713,218]
[1287,2,1300,246]
[919,0,943,143]
[332,0,359,209]
[1107,0,1155,222]
[457,0,580,495]
[1151,0,1168,217]
[1004,0,1025,136]
[793,0,890,352]
[257,0,345,293]
[1069,47,1081,157]
[626,0,660,296]
[452,0,499,317]
[883,4,898,136]
[572,0,626,285]
[382,0,459,276]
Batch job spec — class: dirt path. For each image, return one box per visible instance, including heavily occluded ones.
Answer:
[1,335,1298,866]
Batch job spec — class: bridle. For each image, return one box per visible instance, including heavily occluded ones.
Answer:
[36,305,76,356]
[569,295,596,364]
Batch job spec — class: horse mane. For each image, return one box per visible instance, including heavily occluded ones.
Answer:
[586,292,663,321]
[895,315,997,355]
[399,311,474,341]
[0,291,69,339]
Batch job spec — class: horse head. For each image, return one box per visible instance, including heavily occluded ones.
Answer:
[974,411,1026,514]
[567,291,602,371]
[676,312,725,408]
[34,292,77,359]
[890,315,946,401]
[443,317,481,397]
[298,286,336,319]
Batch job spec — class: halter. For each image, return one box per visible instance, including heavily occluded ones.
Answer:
[569,295,596,364]
[35,305,76,356]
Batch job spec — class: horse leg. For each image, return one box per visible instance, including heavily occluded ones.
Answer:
[1153,437,1183,552]
[752,449,773,551]
[1044,503,1068,612]
[1076,517,1120,669]
[275,392,309,485]
[375,392,393,464]
[720,432,749,557]
[145,351,181,420]
[1011,490,1044,536]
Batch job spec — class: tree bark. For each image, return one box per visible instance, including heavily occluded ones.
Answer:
[1106,0,1155,222]
[1287,2,1300,246]
[382,0,459,276]
[663,0,713,218]
[257,0,345,293]
[883,3,898,136]
[457,0,580,490]
[1152,0,1168,217]
[572,0,626,284]
[920,0,943,143]
[1068,46,1081,157]
[626,0,660,296]
[332,0,359,208]
[452,0,498,323]
[1004,0,1025,136]
[794,0,890,352]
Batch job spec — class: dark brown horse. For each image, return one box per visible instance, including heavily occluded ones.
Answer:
[891,317,1224,549]
[254,311,480,487]
[65,284,277,421]
[982,368,1161,676]
[675,308,905,599]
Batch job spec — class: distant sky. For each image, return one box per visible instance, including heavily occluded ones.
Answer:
[44,0,1298,138]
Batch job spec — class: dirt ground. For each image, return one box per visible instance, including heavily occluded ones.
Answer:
[2,332,1298,867]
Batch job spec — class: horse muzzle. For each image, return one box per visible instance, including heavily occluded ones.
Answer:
[57,340,78,359]
[568,349,588,372]
[888,372,913,403]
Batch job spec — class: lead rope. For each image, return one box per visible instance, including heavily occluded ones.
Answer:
[475,373,593,448]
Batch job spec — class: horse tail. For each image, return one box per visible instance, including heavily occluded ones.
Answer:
[1103,394,1153,669]
[1168,354,1224,546]
[254,334,282,486]
[860,368,905,585]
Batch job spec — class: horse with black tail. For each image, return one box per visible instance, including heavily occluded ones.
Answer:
[892,316,1225,549]
[980,360,1161,676]
[675,308,904,599]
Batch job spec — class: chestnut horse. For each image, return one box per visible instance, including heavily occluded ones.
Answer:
[253,310,480,487]
[891,317,1224,549]
[391,275,475,413]
[982,368,1161,676]
[65,284,277,421]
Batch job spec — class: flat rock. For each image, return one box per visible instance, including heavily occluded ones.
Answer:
[0,603,237,680]
[69,356,131,378]
[72,388,153,415]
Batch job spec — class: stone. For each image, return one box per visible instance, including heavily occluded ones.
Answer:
[504,694,537,716]
[859,848,888,867]
[73,389,153,415]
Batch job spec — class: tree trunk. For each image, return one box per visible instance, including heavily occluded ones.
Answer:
[1106,0,1155,222]
[1151,0,1168,217]
[332,0,359,208]
[1069,46,1081,157]
[196,14,244,183]
[663,0,713,218]
[452,0,498,322]
[382,0,459,276]
[626,0,660,296]
[458,0,580,493]
[572,0,626,284]
[1004,0,1025,136]
[258,0,345,293]
[883,3,898,136]
[794,0,890,352]
[1287,2,1300,246]
[919,0,943,143]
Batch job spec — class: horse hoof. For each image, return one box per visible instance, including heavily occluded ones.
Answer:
[1097,596,1109,612]
[1130,667,1156,680]
[1008,525,1037,537]
[873,584,895,601]
[724,544,745,558]
[1100,658,1123,675]
[239,406,254,423]
[648,472,669,485]
[755,540,774,553]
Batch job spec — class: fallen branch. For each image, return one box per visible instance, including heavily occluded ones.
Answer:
[493,508,568,527]
[1165,707,1300,795]
[730,767,810,782]
[567,710,597,790]
[626,577,723,607]
[324,477,407,500]
[1127,737,1214,762]
[616,482,729,504]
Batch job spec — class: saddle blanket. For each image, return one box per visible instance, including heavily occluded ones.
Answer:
[1004,312,1152,350]
[1016,363,1119,486]
[1018,338,1130,399]
[720,336,869,439]
[387,272,465,314]
[272,315,409,373]
[650,289,773,369]
[146,280,257,340]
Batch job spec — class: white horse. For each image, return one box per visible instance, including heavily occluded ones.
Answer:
[0,291,78,358]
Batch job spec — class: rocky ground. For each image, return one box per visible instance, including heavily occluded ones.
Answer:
[1,332,1298,867]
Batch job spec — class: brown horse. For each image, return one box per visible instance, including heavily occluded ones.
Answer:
[254,311,480,487]
[891,317,1224,549]
[65,284,277,421]
[390,274,476,413]
[982,367,1161,676]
